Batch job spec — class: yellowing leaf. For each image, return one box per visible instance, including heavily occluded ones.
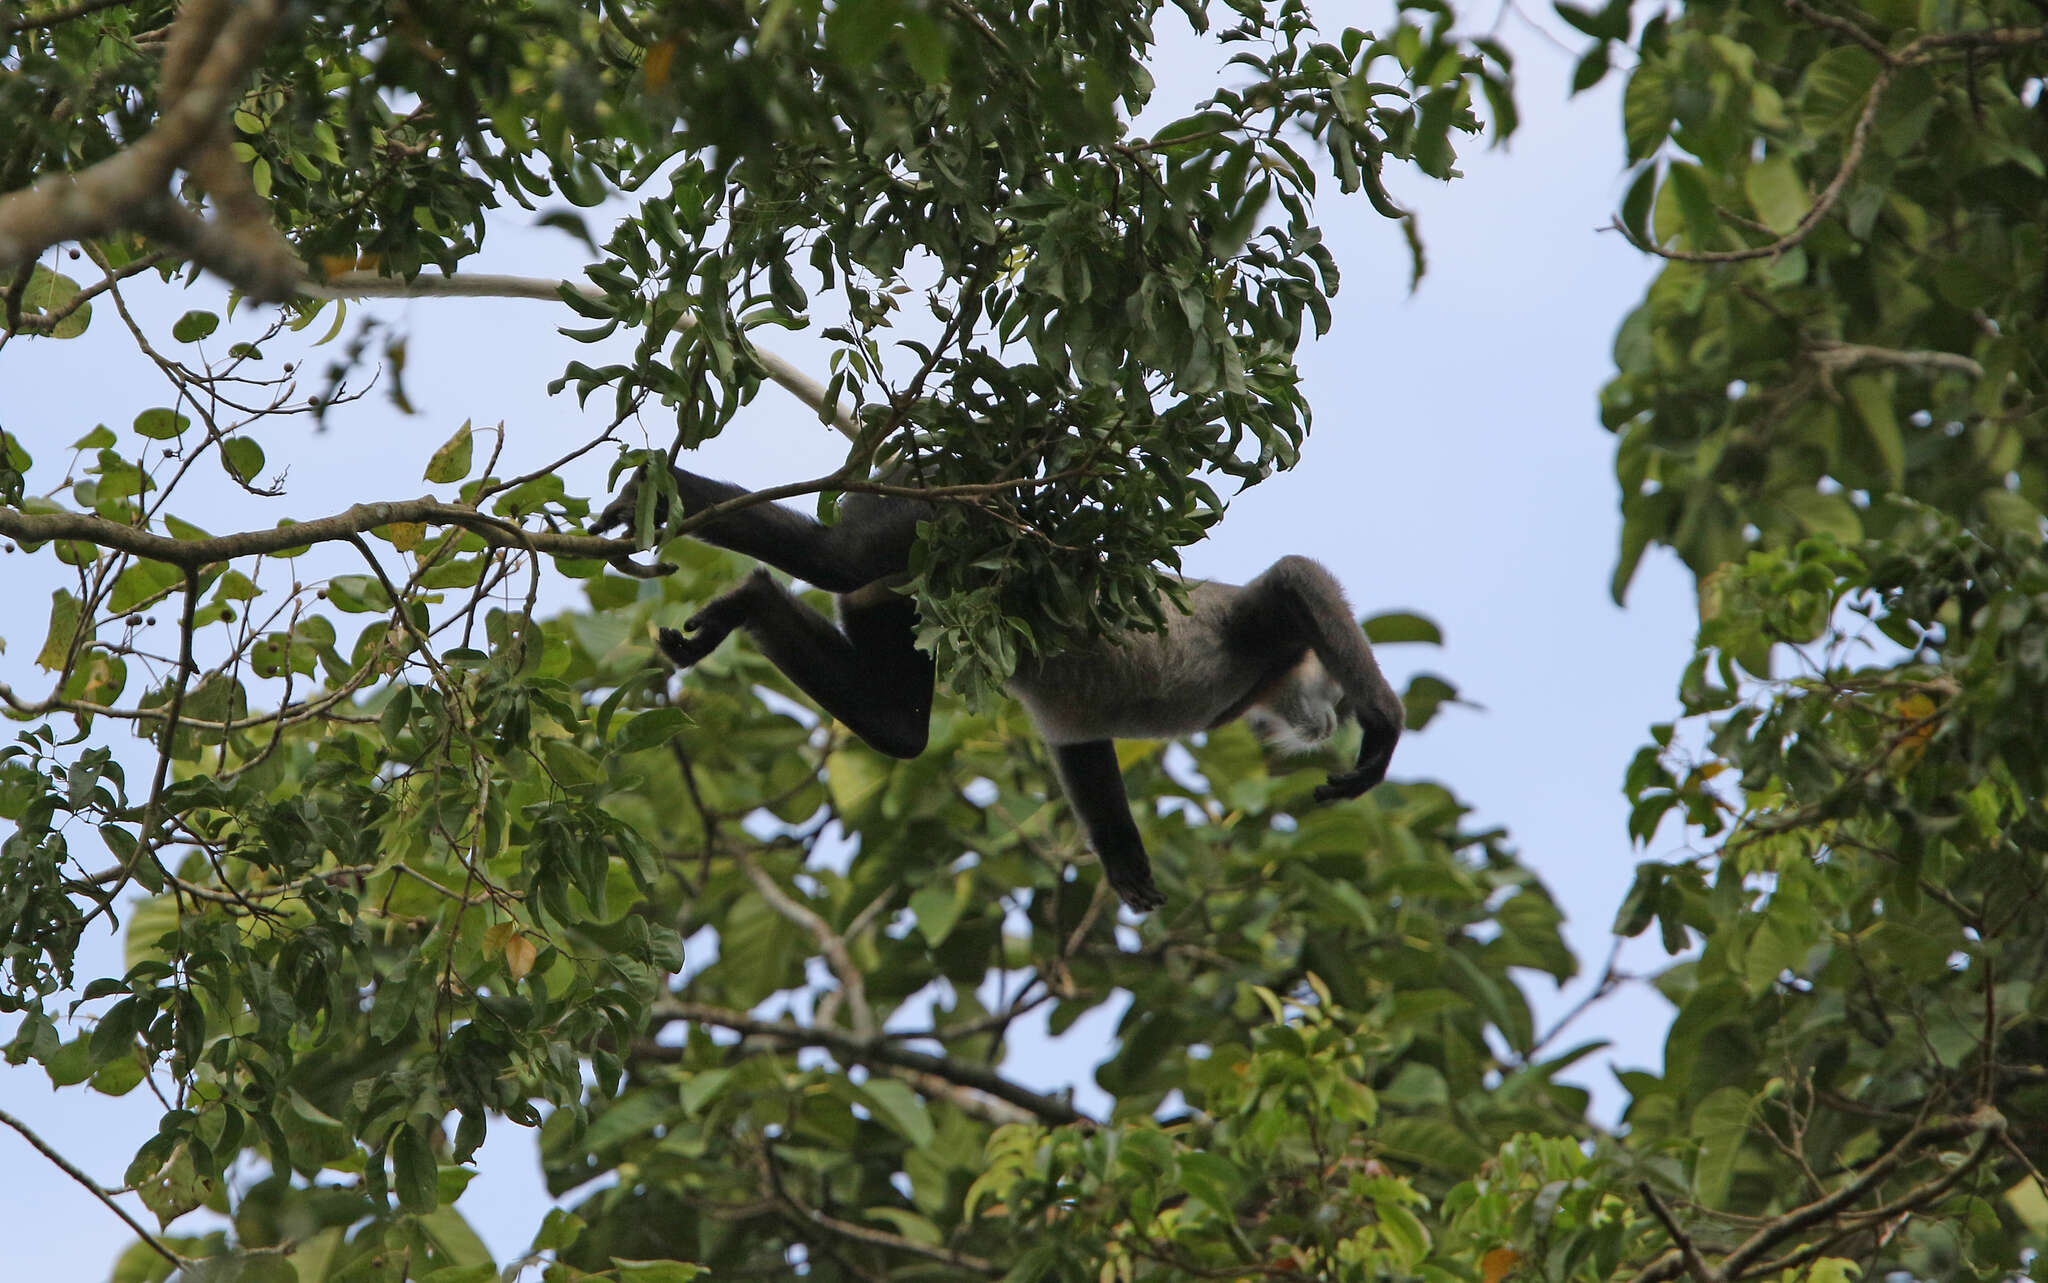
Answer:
[36,589,83,671]
[644,39,678,90]
[1894,692,1939,758]
[1481,1247,1521,1283]
[504,932,538,982]
[423,421,475,484]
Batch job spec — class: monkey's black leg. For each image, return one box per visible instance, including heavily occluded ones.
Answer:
[1226,555,1404,801]
[597,466,923,591]
[1049,741,1165,912]
[664,575,934,759]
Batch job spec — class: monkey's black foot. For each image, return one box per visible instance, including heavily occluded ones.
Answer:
[657,624,727,669]
[1103,862,1167,914]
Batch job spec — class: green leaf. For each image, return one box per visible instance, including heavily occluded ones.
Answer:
[1774,489,1861,542]
[1742,154,1807,234]
[1570,45,1610,96]
[826,746,891,814]
[858,1078,935,1147]
[611,1262,706,1283]
[614,707,689,754]
[909,880,966,945]
[531,1208,586,1252]
[392,1120,438,1212]
[109,561,183,614]
[133,408,189,440]
[379,682,415,743]
[22,266,90,338]
[1690,1085,1753,1205]
[1400,674,1462,732]
[323,575,391,613]
[1799,46,1881,138]
[1844,373,1904,489]
[171,311,220,343]
[1979,488,2041,534]
[220,437,265,485]
[417,1267,497,1283]
[1623,64,1671,162]
[1363,611,1442,645]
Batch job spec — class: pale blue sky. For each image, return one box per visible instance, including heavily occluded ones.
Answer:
[0,9,1695,1276]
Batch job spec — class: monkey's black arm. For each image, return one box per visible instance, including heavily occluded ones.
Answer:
[595,464,922,592]
[1235,556,1404,803]
[1050,741,1165,912]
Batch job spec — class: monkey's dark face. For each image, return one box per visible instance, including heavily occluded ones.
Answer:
[1244,654,1344,754]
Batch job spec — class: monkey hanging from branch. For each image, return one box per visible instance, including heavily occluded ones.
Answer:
[594,456,1403,913]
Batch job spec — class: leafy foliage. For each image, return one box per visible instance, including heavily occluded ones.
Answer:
[1539,0,2048,1274]
[15,0,2048,1275]
[0,1,1580,1280]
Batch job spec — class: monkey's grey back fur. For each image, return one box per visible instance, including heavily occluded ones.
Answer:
[1012,581,1260,742]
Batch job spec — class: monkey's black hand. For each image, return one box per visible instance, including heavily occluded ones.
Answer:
[592,466,676,539]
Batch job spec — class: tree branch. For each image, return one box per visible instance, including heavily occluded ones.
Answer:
[646,1002,1092,1127]
[0,1106,187,1269]
[3,0,136,32]
[1628,1108,2005,1283]
[0,0,299,298]
[761,1143,999,1275]
[734,850,877,1039]
[127,567,201,891]
[307,270,859,440]
[1638,1184,1713,1283]
[1615,65,1892,265]
[0,499,670,576]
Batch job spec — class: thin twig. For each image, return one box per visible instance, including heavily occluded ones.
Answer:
[646,1002,1091,1126]
[759,1139,999,1274]
[1616,65,1892,265]
[127,567,202,891]
[1639,1183,1715,1283]
[308,270,857,439]
[734,850,876,1038]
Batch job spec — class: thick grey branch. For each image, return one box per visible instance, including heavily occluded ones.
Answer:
[0,0,298,298]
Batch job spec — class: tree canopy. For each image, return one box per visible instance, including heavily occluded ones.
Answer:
[5,0,2048,1280]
